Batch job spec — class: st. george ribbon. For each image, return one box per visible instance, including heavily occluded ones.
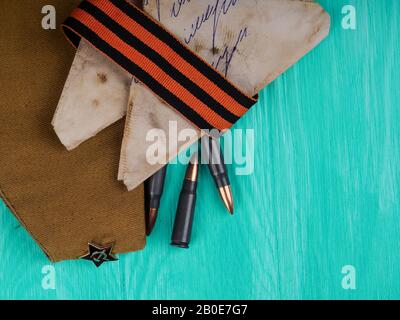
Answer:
[62,0,258,133]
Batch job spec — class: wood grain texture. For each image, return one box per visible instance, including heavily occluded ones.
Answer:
[0,0,399,299]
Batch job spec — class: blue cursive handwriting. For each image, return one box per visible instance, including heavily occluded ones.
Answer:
[143,0,161,21]
[212,27,248,77]
[179,0,239,51]
[147,0,248,77]
[171,0,192,18]
[171,0,246,77]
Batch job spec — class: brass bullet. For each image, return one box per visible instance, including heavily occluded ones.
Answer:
[144,165,167,236]
[202,137,234,214]
[219,185,234,215]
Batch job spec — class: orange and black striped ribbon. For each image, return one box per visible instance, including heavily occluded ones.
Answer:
[62,0,258,131]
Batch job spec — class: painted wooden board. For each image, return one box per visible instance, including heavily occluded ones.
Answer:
[0,0,399,299]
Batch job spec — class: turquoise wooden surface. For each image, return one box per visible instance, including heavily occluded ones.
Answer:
[1,0,399,300]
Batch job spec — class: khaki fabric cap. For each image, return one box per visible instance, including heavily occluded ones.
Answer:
[0,0,146,262]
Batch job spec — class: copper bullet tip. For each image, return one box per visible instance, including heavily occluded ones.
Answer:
[146,208,158,236]
[185,153,199,182]
[219,185,234,214]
